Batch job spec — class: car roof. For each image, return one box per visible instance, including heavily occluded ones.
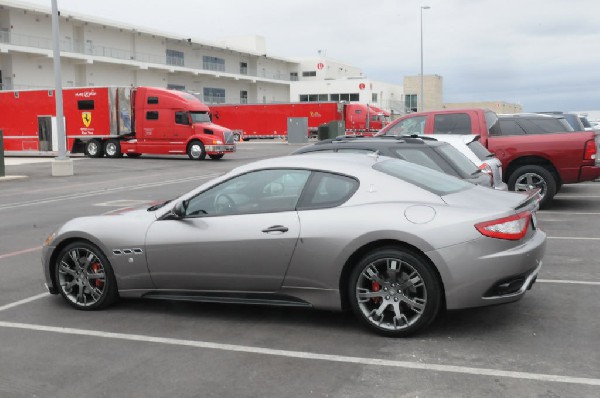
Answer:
[296,136,447,150]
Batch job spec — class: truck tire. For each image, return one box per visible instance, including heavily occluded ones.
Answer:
[125,153,142,158]
[508,165,557,208]
[104,139,123,158]
[209,154,223,160]
[84,139,104,158]
[187,140,206,160]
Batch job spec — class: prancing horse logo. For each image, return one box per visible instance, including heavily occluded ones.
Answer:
[82,112,92,127]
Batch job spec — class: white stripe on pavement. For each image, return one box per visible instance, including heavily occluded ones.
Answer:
[537,279,600,286]
[0,293,50,312]
[547,236,600,240]
[0,320,598,386]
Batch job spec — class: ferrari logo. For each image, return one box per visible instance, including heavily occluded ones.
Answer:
[82,112,92,127]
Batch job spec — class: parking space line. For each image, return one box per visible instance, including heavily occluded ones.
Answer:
[547,236,600,240]
[0,320,598,386]
[540,211,600,215]
[538,279,600,286]
[0,293,49,312]
[0,246,41,260]
[554,195,600,198]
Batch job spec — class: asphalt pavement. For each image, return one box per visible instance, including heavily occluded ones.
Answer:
[0,142,598,397]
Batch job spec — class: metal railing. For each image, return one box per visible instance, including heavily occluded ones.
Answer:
[0,30,291,81]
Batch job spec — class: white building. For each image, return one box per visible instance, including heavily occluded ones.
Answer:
[0,0,404,112]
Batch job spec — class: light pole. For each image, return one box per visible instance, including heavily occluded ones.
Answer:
[420,5,430,112]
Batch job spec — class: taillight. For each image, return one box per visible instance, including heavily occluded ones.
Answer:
[583,139,597,160]
[475,211,531,240]
[479,163,494,187]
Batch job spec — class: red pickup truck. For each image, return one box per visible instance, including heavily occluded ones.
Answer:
[376,109,600,207]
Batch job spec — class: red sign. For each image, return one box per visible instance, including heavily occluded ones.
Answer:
[359,83,366,90]
[317,62,324,70]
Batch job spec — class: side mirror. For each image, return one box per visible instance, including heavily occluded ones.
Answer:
[171,200,188,219]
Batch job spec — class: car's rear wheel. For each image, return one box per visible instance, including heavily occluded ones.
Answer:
[187,140,206,160]
[508,165,556,208]
[54,241,118,310]
[348,247,441,337]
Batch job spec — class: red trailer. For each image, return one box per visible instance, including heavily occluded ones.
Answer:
[0,86,235,160]
[210,102,388,141]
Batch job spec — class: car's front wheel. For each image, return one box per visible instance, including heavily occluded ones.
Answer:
[54,241,119,310]
[348,247,441,337]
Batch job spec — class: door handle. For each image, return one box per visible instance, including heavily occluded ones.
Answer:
[262,225,289,233]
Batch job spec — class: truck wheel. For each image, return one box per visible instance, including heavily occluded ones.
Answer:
[187,140,206,160]
[125,153,142,158]
[84,139,104,158]
[209,154,224,160]
[104,139,123,158]
[508,165,557,208]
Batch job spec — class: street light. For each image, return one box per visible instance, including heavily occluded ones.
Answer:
[420,5,431,112]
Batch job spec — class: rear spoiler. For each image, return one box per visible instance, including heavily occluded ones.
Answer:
[515,188,542,213]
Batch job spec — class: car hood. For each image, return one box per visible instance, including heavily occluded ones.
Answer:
[443,185,539,212]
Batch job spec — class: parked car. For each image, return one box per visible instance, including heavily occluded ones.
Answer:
[42,153,546,337]
[376,109,600,207]
[536,111,585,131]
[425,134,508,191]
[292,136,493,188]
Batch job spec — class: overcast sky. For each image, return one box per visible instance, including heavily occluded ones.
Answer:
[23,0,600,111]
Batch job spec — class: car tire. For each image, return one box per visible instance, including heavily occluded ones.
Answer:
[508,165,556,208]
[209,154,223,160]
[348,246,441,337]
[54,241,119,311]
[84,139,104,158]
[104,139,123,158]
[187,140,206,160]
[125,152,142,158]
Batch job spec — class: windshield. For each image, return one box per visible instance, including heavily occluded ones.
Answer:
[190,111,211,123]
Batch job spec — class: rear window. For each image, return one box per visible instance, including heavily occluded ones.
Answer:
[517,118,572,134]
[433,113,472,134]
[435,144,480,176]
[373,159,472,196]
[466,141,493,161]
[392,147,448,174]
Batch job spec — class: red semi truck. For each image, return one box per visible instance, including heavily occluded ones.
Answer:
[0,86,236,160]
[209,102,389,141]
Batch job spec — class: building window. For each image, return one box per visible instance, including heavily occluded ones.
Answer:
[167,84,186,91]
[240,91,248,104]
[203,56,225,72]
[166,49,184,66]
[299,95,309,102]
[349,93,359,101]
[330,94,339,101]
[372,93,378,103]
[240,62,248,75]
[405,94,418,112]
[146,111,159,120]
[290,72,298,81]
[302,71,317,77]
[204,87,226,104]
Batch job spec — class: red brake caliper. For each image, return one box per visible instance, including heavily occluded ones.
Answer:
[372,281,382,304]
[91,263,103,288]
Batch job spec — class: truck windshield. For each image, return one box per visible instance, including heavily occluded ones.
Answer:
[190,111,211,123]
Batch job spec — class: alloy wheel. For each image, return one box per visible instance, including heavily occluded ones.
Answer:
[57,247,107,307]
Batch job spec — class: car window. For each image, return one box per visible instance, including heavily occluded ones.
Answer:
[433,113,472,134]
[391,147,450,174]
[485,111,500,136]
[298,172,359,210]
[580,117,592,128]
[563,114,585,130]
[498,119,526,135]
[184,169,311,216]
[466,141,493,161]
[436,144,480,176]
[517,118,572,134]
[384,116,426,135]
[373,159,472,196]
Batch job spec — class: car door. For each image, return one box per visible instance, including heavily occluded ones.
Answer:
[144,169,311,292]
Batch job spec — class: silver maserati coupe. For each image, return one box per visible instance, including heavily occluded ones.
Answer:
[42,153,546,336]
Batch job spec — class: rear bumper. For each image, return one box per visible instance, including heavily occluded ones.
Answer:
[579,165,600,182]
[427,229,546,310]
[206,144,236,153]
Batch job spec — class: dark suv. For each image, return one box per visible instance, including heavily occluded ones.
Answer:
[292,136,493,187]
